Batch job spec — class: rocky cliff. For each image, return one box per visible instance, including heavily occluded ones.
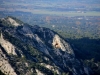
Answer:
[0,16,90,75]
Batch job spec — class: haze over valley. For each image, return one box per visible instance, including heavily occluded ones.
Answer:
[0,0,100,75]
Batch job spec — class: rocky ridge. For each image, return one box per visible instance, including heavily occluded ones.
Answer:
[0,17,90,75]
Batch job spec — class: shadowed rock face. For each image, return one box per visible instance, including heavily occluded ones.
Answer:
[0,17,90,75]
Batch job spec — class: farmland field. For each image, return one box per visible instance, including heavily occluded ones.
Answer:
[0,1,100,16]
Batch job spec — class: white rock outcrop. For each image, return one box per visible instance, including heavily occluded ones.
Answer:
[52,34,74,55]
[36,69,44,75]
[0,33,17,55]
[0,48,17,75]
[7,17,20,26]
[52,35,66,51]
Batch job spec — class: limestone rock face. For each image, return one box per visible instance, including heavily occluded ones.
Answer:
[7,17,20,26]
[52,34,74,55]
[0,16,23,27]
[0,48,17,75]
[36,69,44,75]
[52,35,63,49]
[0,33,17,55]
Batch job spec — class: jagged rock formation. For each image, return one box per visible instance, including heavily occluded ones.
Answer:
[0,16,23,27]
[0,17,91,75]
[52,34,74,54]
[0,33,17,55]
[0,48,17,75]
[6,17,20,26]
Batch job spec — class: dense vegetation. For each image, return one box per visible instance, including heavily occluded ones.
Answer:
[67,38,100,61]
